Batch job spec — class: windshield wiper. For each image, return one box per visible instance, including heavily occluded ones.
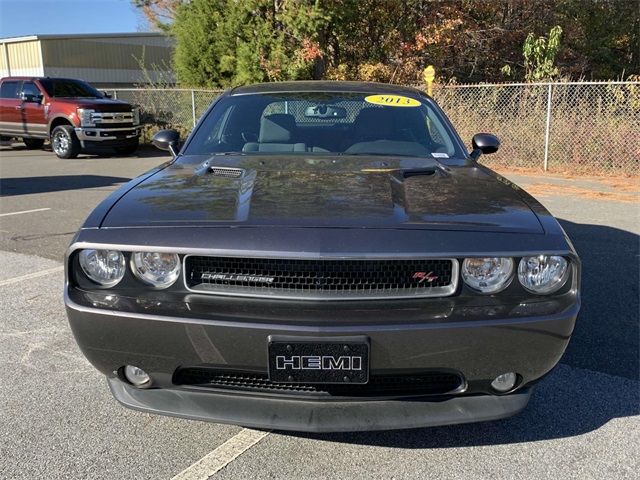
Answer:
[338,152,418,157]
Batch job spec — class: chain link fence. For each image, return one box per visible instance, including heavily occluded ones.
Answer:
[111,88,222,143]
[432,81,640,174]
[113,81,640,175]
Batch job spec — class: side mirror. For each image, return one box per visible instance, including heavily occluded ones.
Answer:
[102,91,112,99]
[20,92,43,103]
[470,133,500,161]
[152,129,181,157]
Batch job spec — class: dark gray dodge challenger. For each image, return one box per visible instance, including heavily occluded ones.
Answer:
[65,81,580,432]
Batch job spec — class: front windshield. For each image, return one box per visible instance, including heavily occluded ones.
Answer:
[39,78,103,98]
[183,92,465,158]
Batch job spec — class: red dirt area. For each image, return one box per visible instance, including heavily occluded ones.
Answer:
[491,165,639,180]
[523,183,638,203]
[494,167,639,203]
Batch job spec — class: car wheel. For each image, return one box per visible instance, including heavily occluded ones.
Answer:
[114,139,139,156]
[23,138,45,149]
[51,125,81,159]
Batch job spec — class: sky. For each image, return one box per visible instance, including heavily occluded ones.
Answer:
[0,0,150,38]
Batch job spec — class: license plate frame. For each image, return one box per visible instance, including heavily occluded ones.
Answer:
[268,336,370,384]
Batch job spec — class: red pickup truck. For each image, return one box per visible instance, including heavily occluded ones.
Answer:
[0,77,141,158]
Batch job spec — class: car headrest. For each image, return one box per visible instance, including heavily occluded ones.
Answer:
[353,108,395,140]
[259,114,297,143]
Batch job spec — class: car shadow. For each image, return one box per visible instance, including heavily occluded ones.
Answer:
[81,145,168,159]
[558,219,639,381]
[0,175,131,196]
[0,142,165,159]
[279,219,639,447]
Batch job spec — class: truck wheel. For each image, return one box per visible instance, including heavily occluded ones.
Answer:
[114,139,139,155]
[51,125,80,159]
[23,138,45,149]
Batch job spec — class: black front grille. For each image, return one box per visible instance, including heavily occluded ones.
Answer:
[185,256,457,299]
[100,129,137,137]
[174,368,463,397]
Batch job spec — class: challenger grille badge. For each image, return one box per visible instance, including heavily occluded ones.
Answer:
[412,271,438,283]
[201,273,275,284]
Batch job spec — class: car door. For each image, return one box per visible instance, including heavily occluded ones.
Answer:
[19,81,47,137]
[0,79,22,136]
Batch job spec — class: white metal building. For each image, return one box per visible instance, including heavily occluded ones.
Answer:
[0,32,174,87]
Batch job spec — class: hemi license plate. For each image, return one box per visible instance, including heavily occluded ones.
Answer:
[268,336,369,384]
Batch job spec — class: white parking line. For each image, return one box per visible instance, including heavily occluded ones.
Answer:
[0,265,64,287]
[171,428,270,480]
[0,207,51,217]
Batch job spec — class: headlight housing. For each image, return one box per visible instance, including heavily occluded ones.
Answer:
[78,249,126,287]
[131,252,181,288]
[462,257,514,294]
[76,108,95,127]
[132,107,140,125]
[518,255,569,294]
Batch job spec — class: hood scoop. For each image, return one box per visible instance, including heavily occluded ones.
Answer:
[389,166,446,182]
[400,168,437,179]
[196,160,245,178]
[209,166,244,178]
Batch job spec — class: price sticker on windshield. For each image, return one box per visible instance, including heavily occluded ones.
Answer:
[365,95,421,107]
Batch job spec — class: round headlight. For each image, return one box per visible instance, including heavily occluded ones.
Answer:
[462,257,514,294]
[518,255,569,294]
[78,249,126,287]
[131,252,181,288]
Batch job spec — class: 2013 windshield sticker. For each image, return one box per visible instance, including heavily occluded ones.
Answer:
[364,94,422,107]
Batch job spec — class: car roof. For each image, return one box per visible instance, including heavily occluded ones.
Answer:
[0,76,36,81]
[230,81,428,97]
[0,76,88,82]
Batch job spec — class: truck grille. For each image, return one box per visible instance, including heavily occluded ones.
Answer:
[92,111,135,128]
[174,368,463,398]
[184,256,458,299]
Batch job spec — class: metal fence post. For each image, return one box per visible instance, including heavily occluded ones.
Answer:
[112,90,117,100]
[191,90,197,128]
[543,83,553,171]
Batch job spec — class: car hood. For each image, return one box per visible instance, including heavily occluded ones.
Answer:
[101,155,544,233]
[49,98,132,111]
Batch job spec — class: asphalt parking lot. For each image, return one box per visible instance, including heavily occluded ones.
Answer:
[1,145,638,479]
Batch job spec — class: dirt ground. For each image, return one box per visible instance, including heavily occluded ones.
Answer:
[494,167,639,203]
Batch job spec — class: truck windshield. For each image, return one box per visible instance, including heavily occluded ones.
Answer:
[39,79,103,98]
[183,92,465,159]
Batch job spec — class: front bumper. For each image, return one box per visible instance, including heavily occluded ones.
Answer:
[65,286,578,431]
[109,377,533,432]
[74,126,141,142]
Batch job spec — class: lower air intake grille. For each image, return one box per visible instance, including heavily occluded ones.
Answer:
[174,368,463,397]
[184,256,457,299]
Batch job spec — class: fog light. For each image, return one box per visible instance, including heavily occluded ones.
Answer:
[123,365,151,387]
[491,372,517,393]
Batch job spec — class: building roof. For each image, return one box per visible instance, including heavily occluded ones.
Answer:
[0,32,167,43]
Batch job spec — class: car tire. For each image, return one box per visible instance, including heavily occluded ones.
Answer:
[51,125,81,159]
[114,139,139,156]
[23,138,45,149]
